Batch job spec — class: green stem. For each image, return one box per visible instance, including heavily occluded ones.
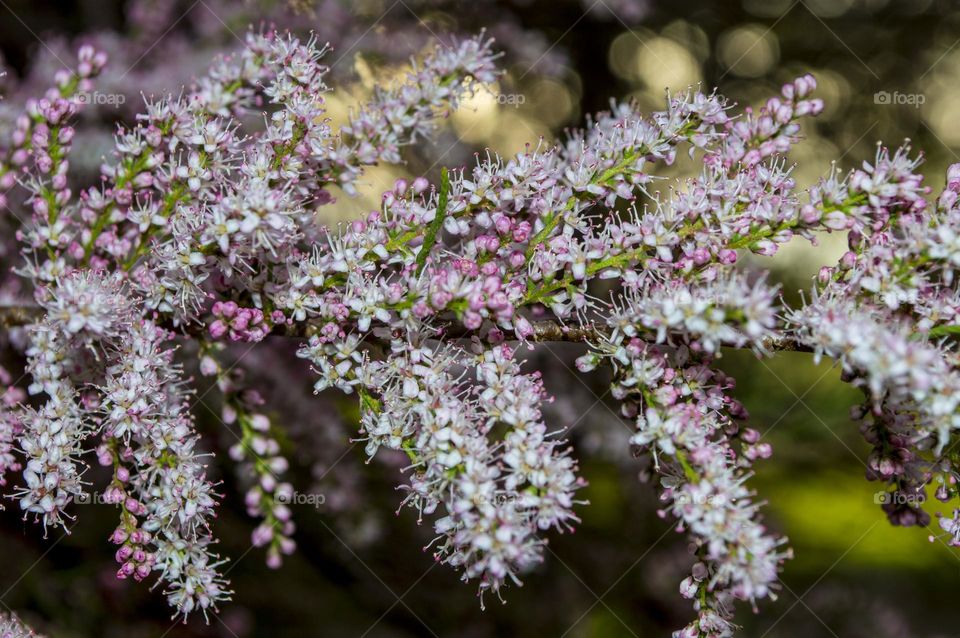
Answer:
[415,167,450,277]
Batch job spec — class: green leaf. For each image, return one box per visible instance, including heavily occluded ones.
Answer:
[415,167,450,277]
[358,387,381,414]
[929,324,960,338]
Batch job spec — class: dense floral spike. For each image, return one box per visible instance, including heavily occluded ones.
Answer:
[299,339,583,601]
[15,271,229,619]
[327,35,500,192]
[578,278,782,637]
[201,347,297,568]
[2,26,959,637]
[786,153,960,537]
[604,274,779,353]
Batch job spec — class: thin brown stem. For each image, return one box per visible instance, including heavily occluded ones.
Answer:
[0,304,813,353]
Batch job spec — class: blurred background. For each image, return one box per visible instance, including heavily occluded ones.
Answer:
[2,0,960,636]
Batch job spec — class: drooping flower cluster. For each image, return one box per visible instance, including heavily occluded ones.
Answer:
[201,347,297,569]
[789,291,956,527]
[317,340,584,601]
[0,19,959,638]
[15,271,228,619]
[577,276,783,638]
[786,151,960,542]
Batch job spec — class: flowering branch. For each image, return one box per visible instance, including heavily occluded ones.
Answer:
[1,24,958,638]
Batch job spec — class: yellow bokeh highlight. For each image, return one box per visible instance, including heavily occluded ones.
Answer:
[451,86,501,143]
[718,24,780,78]
[920,46,960,147]
[609,31,701,93]
[635,36,702,91]
[527,78,575,127]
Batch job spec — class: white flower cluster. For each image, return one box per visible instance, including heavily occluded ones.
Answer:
[607,274,779,353]
[788,291,960,531]
[579,280,782,638]
[301,339,583,602]
[785,156,960,539]
[790,291,960,451]
[15,271,228,619]
[17,272,129,528]
[332,35,499,189]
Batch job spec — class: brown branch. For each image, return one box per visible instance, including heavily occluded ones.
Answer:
[0,304,814,353]
[485,319,813,353]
